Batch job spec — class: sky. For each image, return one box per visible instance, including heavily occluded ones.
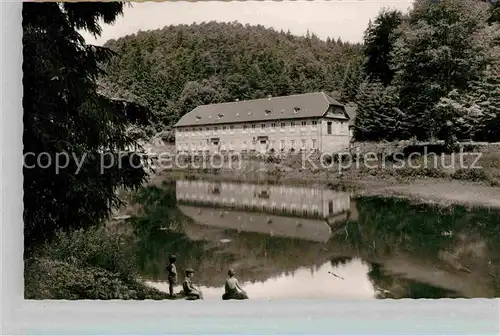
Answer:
[81,0,414,46]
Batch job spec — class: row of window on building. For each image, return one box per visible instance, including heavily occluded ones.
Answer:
[177,120,346,135]
[177,138,319,151]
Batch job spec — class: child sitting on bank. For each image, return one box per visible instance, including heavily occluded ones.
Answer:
[182,268,203,300]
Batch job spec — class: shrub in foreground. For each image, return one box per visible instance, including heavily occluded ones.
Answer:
[25,258,168,300]
[39,227,137,281]
[25,227,169,300]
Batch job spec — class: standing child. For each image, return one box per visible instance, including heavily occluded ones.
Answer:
[166,254,177,298]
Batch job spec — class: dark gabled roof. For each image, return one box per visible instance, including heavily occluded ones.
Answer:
[173,92,344,127]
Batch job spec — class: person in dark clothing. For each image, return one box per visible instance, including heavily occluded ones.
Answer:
[166,255,177,298]
[222,268,248,300]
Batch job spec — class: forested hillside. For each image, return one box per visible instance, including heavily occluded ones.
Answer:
[101,21,363,128]
[357,0,500,143]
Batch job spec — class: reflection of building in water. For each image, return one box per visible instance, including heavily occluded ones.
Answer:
[176,180,350,221]
[176,180,351,242]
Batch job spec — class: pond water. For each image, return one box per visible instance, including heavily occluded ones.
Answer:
[146,259,378,300]
[129,178,500,300]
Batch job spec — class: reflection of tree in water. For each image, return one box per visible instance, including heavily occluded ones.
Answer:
[367,263,461,299]
[344,197,500,258]
[330,256,353,268]
[128,181,207,280]
[179,225,330,286]
[334,197,500,298]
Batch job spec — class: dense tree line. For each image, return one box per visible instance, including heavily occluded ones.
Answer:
[101,22,363,128]
[356,0,500,143]
[23,2,152,248]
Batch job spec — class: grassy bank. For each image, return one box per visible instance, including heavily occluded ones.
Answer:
[155,143,500,187]
[149,143,500,210]
[25,227,169,300]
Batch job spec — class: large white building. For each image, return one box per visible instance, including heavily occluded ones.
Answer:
[173,92,353,154]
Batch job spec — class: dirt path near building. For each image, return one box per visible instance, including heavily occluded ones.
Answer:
[161,168,500,209]
[361,179,500,209]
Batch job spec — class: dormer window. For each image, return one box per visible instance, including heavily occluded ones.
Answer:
[217,113,224,119]
[294,107,301,113]
[265,109,271,115]
[196,116,201,121]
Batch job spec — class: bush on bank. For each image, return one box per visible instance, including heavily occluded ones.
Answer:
[25,227,169,300]
[25,258,168,300]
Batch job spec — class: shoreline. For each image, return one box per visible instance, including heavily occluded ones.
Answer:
[152,168,500,210]
[359,179,500,209]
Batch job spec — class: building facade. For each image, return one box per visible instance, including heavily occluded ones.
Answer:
[173,92,352,154]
